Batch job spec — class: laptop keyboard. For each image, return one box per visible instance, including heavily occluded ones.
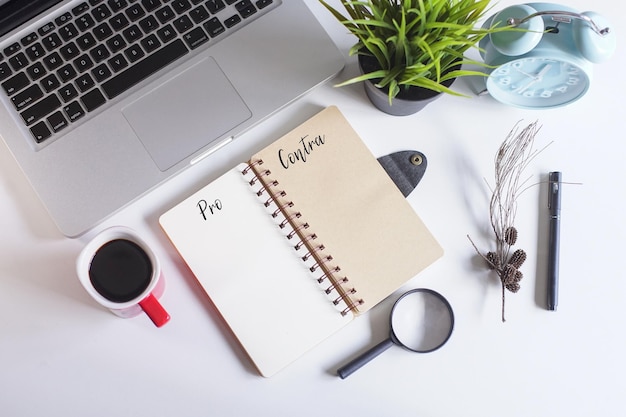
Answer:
[0,0,277,144]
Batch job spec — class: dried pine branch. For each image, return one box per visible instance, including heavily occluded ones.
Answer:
[468,121,546,322]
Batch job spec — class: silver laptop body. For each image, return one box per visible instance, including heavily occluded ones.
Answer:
[0,0,344,237]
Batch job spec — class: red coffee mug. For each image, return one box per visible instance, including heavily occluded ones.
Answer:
[77,227,170,327]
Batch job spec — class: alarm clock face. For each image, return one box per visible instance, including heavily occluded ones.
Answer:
[487,57,590,108]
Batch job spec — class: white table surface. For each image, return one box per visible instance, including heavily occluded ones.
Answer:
[1,1,624,416]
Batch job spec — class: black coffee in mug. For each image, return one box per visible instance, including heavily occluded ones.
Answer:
[89,239,152,303]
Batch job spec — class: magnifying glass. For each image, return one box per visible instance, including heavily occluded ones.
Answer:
[337,288,454,379]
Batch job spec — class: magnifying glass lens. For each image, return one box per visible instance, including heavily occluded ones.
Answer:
[391,290,454,352]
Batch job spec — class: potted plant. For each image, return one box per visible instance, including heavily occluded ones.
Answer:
[319,0,513,115]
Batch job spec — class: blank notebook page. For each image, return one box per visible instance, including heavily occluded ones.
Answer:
[159,167,352,377]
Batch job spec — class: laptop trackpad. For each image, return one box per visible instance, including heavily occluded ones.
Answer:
[122,58,252,171]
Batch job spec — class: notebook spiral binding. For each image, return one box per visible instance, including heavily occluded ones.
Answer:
[242,159,364,316]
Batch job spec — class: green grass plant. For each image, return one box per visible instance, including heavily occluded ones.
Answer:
[320,0,513,103]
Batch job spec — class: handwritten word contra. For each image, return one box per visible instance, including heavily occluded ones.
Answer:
[198,199,222,220]
[278,134,325,169]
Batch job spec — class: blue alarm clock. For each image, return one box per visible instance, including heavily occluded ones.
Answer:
[480,3,616,108]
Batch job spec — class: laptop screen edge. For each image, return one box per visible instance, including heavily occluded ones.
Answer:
[0,0,63,38]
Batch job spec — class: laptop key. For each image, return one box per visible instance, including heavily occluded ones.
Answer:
[109,0,129,13]
[90,44,111,62]
[43,52,63,70]
[81,88,106,111]
[25,43,46,60]
[2,72,29,95]
[72,2,91,16]
[125,44,145,63]
[30,120,52,143]
[41,73,61,93]
[12,84,44,110]
[26,62,47,81]
[122,25,143,43]
[155,6,175,24]
[64,101,86,122]
[172,0,192,14]
[59,23,80,41]
[173,15,193,33]
[47,111,69,132]
[205,0,226,14]
[58,84,79,102]
[256,0,273,10]
[102,39,188,99]
[20,94,62,125]
[224,15,241,28]
[109,13,130,31]
[38,22,56,37]
[108,54,129,72]
[139,15,159,33]
[3,42,21,56]
[189,5,210,24]
[235,0,256,18]
[126,4,146,22]
[58,64,77,82]
[76,14,97,31]
[42,33,63,51]
[93,64,112,82]
[0,62,11,82]
[142,0,163,13]
[92,4,113,22]
[204,18,225,37]
[74,54,95,73]
[59,42,81,60]
[9,53,29,71]
[21,33,39,47]
[107,34,127,53]
[157,24,177,43]
[141,34,161,53]
[55,12,73,27]
[183,27,209,50]
[76,73,96,92]
[77,32,98,51]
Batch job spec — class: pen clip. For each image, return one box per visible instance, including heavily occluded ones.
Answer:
[548,172,562,213]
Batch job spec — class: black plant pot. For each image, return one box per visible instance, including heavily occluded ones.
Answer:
[358,55,457,116]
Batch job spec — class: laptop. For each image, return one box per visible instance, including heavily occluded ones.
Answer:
[0,0,344,237]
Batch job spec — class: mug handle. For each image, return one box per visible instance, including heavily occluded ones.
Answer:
[139,294,171,327]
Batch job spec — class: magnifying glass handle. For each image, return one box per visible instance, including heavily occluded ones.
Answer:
[337,338,394,379]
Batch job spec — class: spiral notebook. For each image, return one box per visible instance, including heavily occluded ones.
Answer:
[159,106,443,376]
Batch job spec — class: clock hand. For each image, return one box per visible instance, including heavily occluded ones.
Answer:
[516,64,553,94]
[515,68,537,79]
[534,64,553,81]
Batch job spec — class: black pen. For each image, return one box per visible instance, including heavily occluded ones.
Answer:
[547,172,562,311]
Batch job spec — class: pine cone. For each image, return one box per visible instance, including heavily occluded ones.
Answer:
[505,227,518,245]
[486,251,498,269]
[508,249,527,269]
[502,264,517,284]
[506,281,521,293]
